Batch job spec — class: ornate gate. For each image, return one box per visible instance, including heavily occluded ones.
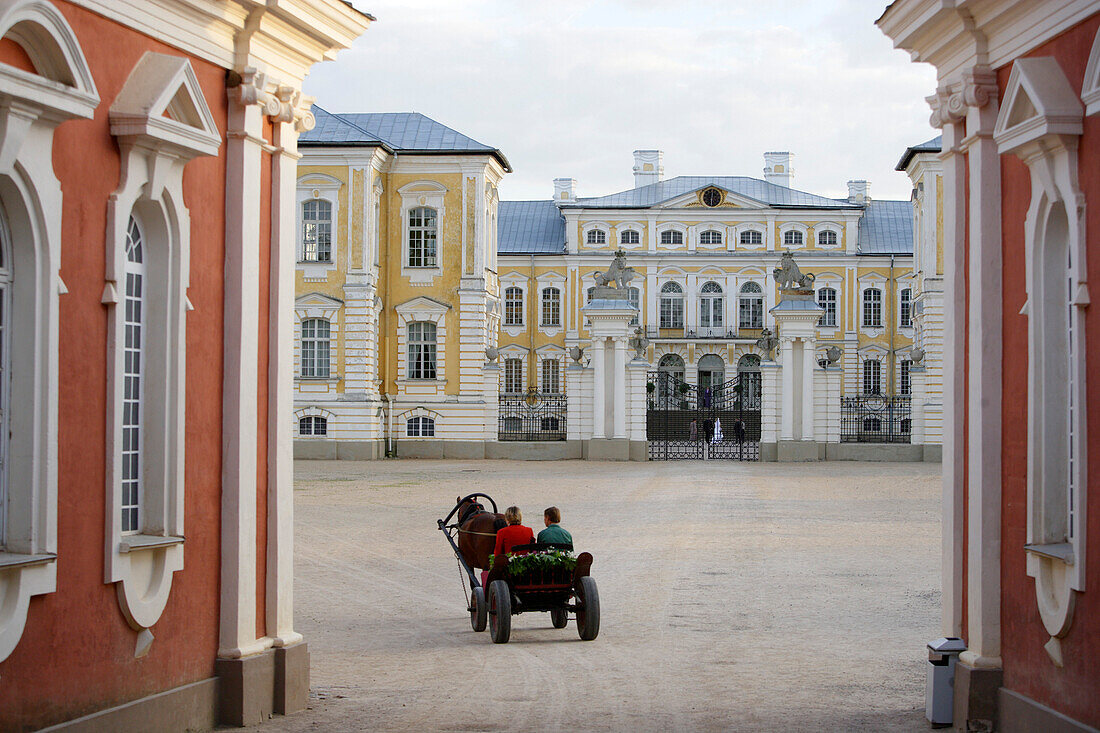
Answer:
[499,390,567,441]
[840,395,911,443]
[646,371,761,460]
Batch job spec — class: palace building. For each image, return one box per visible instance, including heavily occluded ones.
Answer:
[294,113,940,461]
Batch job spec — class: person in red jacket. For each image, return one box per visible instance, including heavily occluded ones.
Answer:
[493,505,535,559]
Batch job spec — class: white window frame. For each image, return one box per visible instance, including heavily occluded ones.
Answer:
[294,406,334,439]
[698,229,723,247]
[298,415,328,436]
[398,181,446,284]
[294,293,342,384]
[862,358,882,395]
[503,357,524,394]
[815,224,842,249]
[120,217,146,535]
[899,287,913,329]
[407,321,438,380]
[817,286,838,328]
[619,229,640,246]
[779,223,808,249]
[699,281,724,332]
[738,281,764,330]
[995,53,1091,641]
[301,198,333,263]
[659,281,684,329]
[406,416,436,437]
[899,359,912,396]
[300,318,332,379]
[735,226,766,250]
[395,296,450,392]
[540,357,561,394]
[585,228,606,245]
[628,285,641,326]
[862,287,883,329]
[504,285,524,326]
[102,51,220,635]
[541,286,561,327]
[657,224,686,247]
[296,173,342,281]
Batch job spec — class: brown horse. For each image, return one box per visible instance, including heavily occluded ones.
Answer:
[455,495,505,575]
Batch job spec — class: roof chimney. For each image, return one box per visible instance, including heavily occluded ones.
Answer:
[632,150,664,188]
[553,177,576,204]
[847,180,871,204]
[763,152,793,187]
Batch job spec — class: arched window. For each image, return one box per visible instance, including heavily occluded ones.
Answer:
[659,282,684,329]
[301,199,332,262]
[620,229,639,245]
[783,230,803,246]
[817,230,837,247]
[300,318,331,378]
[407,416,435,437]
[628,286,640,326]
[504,286,524,326]
[299,416,328,436]
[740,230,763,245]
[541,286,561,326]
[121,217,145,534]
[899,288,912,327]
[699,230,722,245]
[504,358,524,394]
[817,287,837,327]
[657,354,686,402]
[698,354,725,392]
[699,281,723,331]
[586,229,606,245]
[863,287,883,328]
[407,321,437,379]
[408,206,437,267]
[738,282,764,329]
[862,359,882,395]
[660,230,683,245]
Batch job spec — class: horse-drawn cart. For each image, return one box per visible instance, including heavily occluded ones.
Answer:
[438,494,600,644]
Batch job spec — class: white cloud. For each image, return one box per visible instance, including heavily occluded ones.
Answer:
[305,1,938,202]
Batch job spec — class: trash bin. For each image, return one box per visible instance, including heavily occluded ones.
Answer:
[926,637,966,726]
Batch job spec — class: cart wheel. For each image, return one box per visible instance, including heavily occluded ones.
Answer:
[575,576,600,641]
[488,580,511,644]
[550,607,569,629]
[470,586,487,632]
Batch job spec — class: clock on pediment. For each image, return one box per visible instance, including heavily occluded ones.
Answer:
[701,187,723,207]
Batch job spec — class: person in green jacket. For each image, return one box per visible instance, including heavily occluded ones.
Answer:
[537,506,573,547]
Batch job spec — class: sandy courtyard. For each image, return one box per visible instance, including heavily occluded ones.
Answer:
[261,459,941,732]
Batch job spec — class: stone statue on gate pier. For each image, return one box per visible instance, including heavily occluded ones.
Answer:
[628,326,649,360]
[591,248,636,299]
[756,328,780,361]
[773,250,816,299]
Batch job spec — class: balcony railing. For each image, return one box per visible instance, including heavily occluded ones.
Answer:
[645,325,765,340]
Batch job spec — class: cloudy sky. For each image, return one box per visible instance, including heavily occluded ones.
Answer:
[305,1,939,203]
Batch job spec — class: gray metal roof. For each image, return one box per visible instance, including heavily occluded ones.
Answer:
[498,200,565,254]
[857,200,913,255]
[895,134,942,171]
[301,107,511,170]
[565,176,859,210]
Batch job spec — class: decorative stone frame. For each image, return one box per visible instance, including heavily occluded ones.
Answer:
[812,222,842,250]
[535,344,566,394]
[536,271,566,337]
[695,226,726,250]
[778,222,808,250]
[995,55,1088,653]
[896,274,916,334]
[814,273,843,334]
[1081,26,1100,116]
[102,51,220,636]
[293,405,335,438]
[294,292,342,384]
[655,222,687,249]
[582,221,610,248]
[498,344,528,394]
[399,405,441,438]
[0,0,100,665]
[856,344,888,395]
[398,180,446,285]
[499,274,526,336]
[296,172,342,282]
[732,223,767,251]
[735,272,768,331]
[615,222,645,249]
[395,295,450,397]
[857,274,887,337]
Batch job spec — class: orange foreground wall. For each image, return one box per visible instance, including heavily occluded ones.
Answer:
[0,3,259,728]
[997,15,1100,728]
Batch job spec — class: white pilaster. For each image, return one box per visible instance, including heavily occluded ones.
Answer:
[592,337,606,439]
[613,337,626,438]
[800,338,815,441]
[780,338,795,440]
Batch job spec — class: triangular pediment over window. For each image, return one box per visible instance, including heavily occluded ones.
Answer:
[395,295,451,315]
[994,57,1083,156]
[296,292,344,308]
[109,51,221,159]
[657,186,766,210]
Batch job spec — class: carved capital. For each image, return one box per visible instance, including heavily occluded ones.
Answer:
[962,66,998,110]
[927,86,966,129]
[229,67,315,130]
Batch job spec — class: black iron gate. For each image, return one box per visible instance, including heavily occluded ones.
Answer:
[840,395,911,443]
[499,390,567,441]
[646,371,761,460]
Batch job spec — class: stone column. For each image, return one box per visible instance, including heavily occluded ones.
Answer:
[592,337,606,440]
[779,337,795,441]
[612,337,627,438]
[801,338,815,441]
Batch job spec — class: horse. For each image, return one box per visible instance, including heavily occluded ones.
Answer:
[455,495,505,577]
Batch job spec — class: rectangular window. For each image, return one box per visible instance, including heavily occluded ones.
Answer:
[407,321,437,380]
[863,288,882,328]
[541,287,560,327]
[300,318,331,378]
[504,358,523,394]
[659,296,684,329]
[408,206,438,267]
[900,359,912,396]
[541,359,560,394]
[121,269,143,533]
[900,288,912,328]
[302,199,332,262]
[817,288,837,327]
[862,359,881,395]
[504,287,524,326]
[629,287,640,326]
[739,298,763,329]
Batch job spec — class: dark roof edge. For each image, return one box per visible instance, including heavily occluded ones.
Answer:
[391,148,512,173]
[896,143,942,171]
